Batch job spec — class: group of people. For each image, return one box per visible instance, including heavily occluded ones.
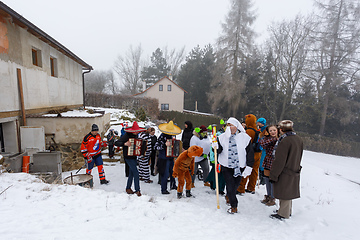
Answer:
[80,115,303,220]
[211,116,303,220]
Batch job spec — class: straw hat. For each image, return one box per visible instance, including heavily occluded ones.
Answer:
[158,121,181,135]
[125,121,146,133]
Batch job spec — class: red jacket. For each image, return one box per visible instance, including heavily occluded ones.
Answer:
[81,132,106,158]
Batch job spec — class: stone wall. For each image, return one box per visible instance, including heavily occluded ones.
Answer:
[58,143,123,172]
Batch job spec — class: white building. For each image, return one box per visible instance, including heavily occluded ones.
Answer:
[0,2,97,154]
[134,76,187,112]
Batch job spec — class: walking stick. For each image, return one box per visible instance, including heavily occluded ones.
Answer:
[212,125,220,209]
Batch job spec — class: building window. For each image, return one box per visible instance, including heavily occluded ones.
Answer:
[32,48,42,67]
[159,85,163,91]
[50,57,58,77]
[161,104,169,110]
[167,85,171,91]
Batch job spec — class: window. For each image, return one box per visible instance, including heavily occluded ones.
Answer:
[167,85,171,91]
[161,104,169,110]
[32,48,42,67]
[50,57,58,77]
[159,84,163,91]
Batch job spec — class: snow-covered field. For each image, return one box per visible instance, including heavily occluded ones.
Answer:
[1,108,359,240]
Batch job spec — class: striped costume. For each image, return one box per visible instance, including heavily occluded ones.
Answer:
[137,132,153,181]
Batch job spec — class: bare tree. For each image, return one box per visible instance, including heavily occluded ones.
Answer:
[267,14,313,120]
[308,0,360,135]
[104,71,117,95]
[209,0,257,116]
[114,44,144,94]
[162,46,186,79]
[85,70,114,94]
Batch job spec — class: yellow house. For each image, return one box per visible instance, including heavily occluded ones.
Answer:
[134,76,187,112]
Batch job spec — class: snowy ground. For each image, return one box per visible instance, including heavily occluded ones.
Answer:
[0,108,359,239]
[1,151,359,239]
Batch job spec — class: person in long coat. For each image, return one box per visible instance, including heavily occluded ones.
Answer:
[269,120,303,220]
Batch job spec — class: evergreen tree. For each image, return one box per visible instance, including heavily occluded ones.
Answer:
[209,0,256,117]
[177,45,215,113]
[141,48,170,89]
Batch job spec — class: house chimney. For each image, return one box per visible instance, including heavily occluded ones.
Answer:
[168,74,172,80]
[195,101,198,112]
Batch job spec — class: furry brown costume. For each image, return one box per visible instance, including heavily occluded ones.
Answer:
[173,145,203,195]
[238,114,262,193]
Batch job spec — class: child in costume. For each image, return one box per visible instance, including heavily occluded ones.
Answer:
[173,145,203,198]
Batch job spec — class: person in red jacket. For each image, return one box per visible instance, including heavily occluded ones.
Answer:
[81,124,109,185]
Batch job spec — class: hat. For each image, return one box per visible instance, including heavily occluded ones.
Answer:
[158,121,182,135]
[125,121,146,133]
[227,117,246,133]
[257,118,266,125]
[92,124,99,131]
[199,125,207,133]
[279,120,294,131]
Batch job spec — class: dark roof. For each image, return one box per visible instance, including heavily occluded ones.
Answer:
[133,76,187,96]
[0,1,93,70]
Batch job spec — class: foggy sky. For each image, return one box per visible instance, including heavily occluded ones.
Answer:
[3,0,314,71]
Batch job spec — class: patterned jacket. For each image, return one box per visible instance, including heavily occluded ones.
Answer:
[259,136,277,170]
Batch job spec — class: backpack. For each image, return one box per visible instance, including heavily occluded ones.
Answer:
[248,127,262,152]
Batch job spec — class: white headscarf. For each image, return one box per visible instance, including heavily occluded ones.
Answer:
[227,117,246,133]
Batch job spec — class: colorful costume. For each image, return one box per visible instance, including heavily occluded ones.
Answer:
[238,114,262,194]
[173,145,203,198]
[80,124,108,184]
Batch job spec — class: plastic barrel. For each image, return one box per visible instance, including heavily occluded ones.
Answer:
[22,156,30,173]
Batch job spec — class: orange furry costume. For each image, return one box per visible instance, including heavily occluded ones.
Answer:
[173,145,203,194]
[238,114,262,193]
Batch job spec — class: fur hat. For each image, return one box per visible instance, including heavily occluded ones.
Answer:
[158,121,182,135]
[279,120,294,131]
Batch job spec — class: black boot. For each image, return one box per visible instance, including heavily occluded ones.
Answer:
[186,190,193,198]
[177,192,183,199]
[100,179,109,185]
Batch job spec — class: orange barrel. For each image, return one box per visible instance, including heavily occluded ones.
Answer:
[22,156,30,173]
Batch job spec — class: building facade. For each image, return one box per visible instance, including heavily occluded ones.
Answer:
[0,2,93,153]
[134,76,187,112]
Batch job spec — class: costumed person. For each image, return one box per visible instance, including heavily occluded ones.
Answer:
[155,121,181,194]
[206,132,226,195]
[257,118,267,185]
[190,125,211,187]
[259,125,279,206]
[181,121,194,151]
[107,129,118,159]
[149,128,157,176]
[213,117,254,214]
[120,122,130,177]
[270,120,303,220]
[81,124,109,185]
[137,126,154,183]
[173,145,203,199]
[115,121,146,196]
[237,114,261,195]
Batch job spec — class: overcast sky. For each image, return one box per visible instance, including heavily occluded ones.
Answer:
[3,0,314,71]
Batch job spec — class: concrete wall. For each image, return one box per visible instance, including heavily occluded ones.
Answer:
[26,113,111,144]
[139,78,185,112]
[0,118,18,153]
[0,16,84,113]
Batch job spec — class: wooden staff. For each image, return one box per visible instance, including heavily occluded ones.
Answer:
[212,125,220,209]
